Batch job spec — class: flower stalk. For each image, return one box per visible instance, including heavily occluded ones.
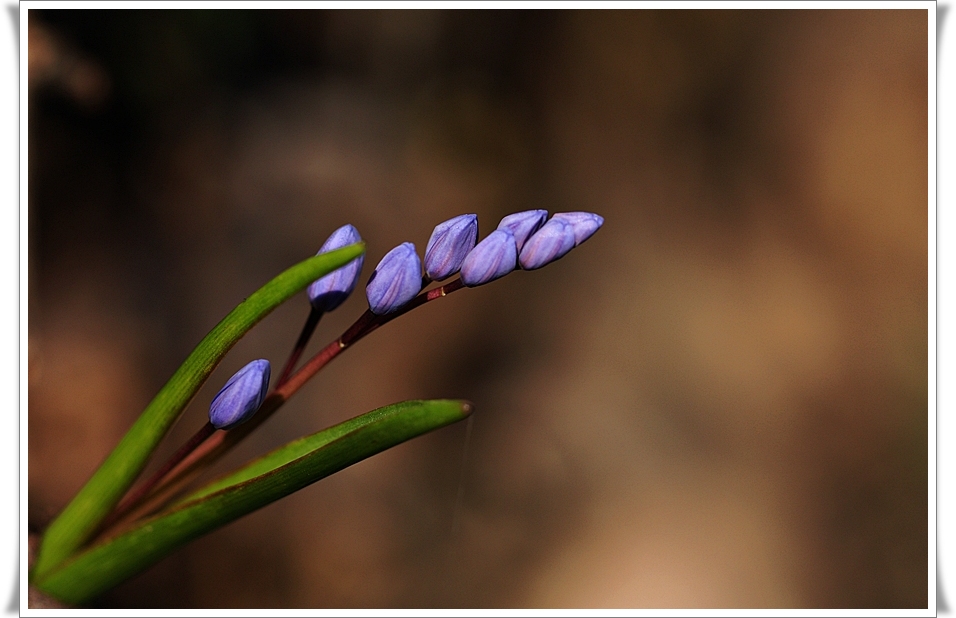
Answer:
[97,278,466,536]
[275,306,322,388]
[90,209,601,549]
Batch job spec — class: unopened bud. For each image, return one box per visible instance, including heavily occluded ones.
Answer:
[460,229,518,286]
[307,224,365,312]
[550,212,604,246]
[424,214,478,281]
[209,359,271,430]
[366,242,423,314]
[496,209,548,253]
[517,218,576,270]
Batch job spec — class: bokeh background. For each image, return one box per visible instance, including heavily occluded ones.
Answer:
[27,8,929,609]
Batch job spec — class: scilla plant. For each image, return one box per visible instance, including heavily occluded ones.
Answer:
[30,210,603,606]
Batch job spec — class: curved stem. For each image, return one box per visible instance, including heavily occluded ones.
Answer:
[276,306,323,388]
[104,304,325,537]
[95,422,216,536]
[98,278,467,535]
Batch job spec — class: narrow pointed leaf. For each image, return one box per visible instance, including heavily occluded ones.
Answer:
[32,242,365,582]
[183,399,462,504]
[33,399,472,606]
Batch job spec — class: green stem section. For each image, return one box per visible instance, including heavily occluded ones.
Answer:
[110,278,467,524]
[34,399,473,606]
[31,242,365,582]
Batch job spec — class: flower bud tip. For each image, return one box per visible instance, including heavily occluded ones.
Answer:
[366,242,423,314]
[517,217,576,270]
[209,359,271,430]
[424,214,478,281]
[307,224,365,312]
[496,209,548,253]
[460,229,518,287]
[550,212,604,246]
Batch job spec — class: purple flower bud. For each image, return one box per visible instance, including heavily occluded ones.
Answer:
[550,212,604,246]
[517,218,576,270]
[424,214,478,281]
[460,229,518,287]
[366,242,423,314]
[307,224,365,312]
[496,209,548,253]
[209,359,271,430]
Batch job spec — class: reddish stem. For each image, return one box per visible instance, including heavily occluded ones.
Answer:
[97,422,216,534]
[100,278,467,533]
[276,306,323,388]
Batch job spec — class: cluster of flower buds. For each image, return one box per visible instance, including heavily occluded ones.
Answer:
[367,209,603,312]
[206,210,602,427]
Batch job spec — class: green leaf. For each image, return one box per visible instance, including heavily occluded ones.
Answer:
[31,243,366,582]
[34,399,473,606]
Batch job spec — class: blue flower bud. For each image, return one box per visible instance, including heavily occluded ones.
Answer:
[366,242,423,314]
[209,359,271,430]
[496,209,548,253]
[424,214,478,281]
[460,229,517,287]
[517,218,576,270]
[307,224,365,311]
[307,224,365,312]
[550,212,604,246]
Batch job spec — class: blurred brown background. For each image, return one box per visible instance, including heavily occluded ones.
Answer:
[27,8,928,609]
